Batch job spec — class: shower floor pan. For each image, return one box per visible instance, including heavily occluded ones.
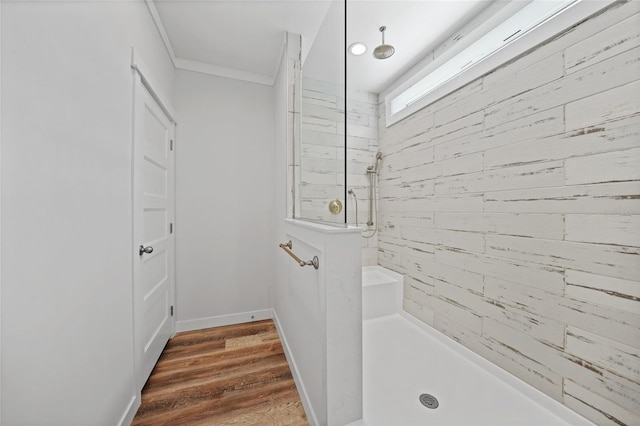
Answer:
[354,265,593,426]
[361,314,593,425]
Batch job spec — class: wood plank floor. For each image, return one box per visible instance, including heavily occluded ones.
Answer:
[132,319,308,426]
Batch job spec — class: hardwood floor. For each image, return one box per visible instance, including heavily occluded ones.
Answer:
[132,319,308,426]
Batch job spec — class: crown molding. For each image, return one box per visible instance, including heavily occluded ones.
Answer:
[145,0,278,86]
[144,0,177,67]
[175,58,274,86]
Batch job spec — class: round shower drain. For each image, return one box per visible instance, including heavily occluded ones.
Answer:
[419,393,439,409]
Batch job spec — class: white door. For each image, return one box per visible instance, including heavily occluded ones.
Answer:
[132,73,176,390]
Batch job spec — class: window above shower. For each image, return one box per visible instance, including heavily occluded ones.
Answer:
[384,0,616,126]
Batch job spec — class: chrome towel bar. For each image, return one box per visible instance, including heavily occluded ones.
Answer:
[279,240,319,269]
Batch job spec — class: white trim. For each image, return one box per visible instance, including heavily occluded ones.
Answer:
[270,34,288,86]
[128,64,138,426]
[130,48,176,123]
[117,395,139,426]
[175,309,274,333]
[175,58,274,86]
[272,310,319,426]
[385,0,615,127]
[285,218,361,234]
[0,2,3,420]
[144,0,177,67]
[168,122,177,340]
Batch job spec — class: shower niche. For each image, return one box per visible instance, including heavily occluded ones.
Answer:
[293,0,347,226]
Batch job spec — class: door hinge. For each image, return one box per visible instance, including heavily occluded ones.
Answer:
[170,139,174,151]
[170,305,174,316]
[170,223,173,234]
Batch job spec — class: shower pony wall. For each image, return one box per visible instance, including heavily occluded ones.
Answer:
[375,2,639,425]
[277,27,363,426]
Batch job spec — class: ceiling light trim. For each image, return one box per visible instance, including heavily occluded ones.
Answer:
[349,42,367,56]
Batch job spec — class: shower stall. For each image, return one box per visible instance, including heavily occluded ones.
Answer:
[283,1,640,425]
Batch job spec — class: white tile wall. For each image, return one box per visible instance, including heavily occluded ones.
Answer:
[298,77,345,224]
[377,2,640,424]
[298,78,380,265]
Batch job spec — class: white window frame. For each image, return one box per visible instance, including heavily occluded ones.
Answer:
[385,0,615,127]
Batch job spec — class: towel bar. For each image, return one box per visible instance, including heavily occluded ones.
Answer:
[279,240,319,269]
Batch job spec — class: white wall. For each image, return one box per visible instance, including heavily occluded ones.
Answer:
[377,2,640,424]
[1,2,173,424]
[173,69,275,330]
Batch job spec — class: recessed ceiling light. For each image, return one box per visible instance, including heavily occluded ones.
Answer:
[348,42,367,56]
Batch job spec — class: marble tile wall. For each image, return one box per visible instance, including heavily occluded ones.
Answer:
[299,77,379,265]
[376,2,640,424]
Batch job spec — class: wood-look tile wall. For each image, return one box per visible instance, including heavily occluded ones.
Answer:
[299,78,345,224]
[300,78,379,265]
[347,90,380,266]
[376,2,640,424]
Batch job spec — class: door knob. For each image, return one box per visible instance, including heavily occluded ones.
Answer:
[139,245,154,255]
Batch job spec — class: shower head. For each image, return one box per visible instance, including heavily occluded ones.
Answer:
[367,152,383,174]
[373,26,395,60]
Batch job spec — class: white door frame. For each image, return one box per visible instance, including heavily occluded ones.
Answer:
[131,47,177,387]
[0,3,4,420]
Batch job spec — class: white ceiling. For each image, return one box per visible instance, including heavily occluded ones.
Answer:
[346,1,492,93]
[152,0,493,93]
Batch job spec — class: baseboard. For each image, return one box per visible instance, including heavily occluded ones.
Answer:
[175,309,273,332]
[272,309,319,426]
[118,395,139,426]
